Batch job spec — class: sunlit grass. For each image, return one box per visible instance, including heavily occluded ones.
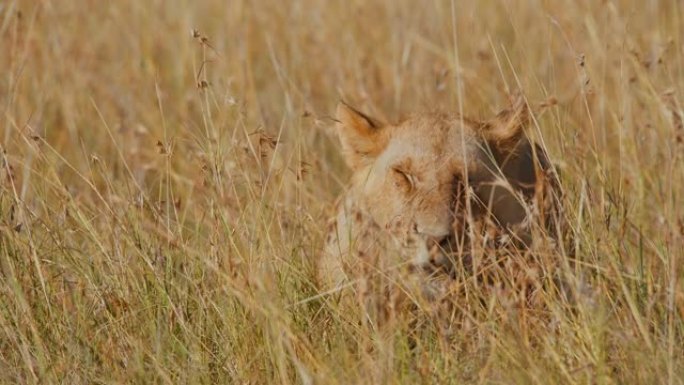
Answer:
[1,0,682,383]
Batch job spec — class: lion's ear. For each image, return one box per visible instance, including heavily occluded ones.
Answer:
[335,102,388,169]
[480,95,529,152]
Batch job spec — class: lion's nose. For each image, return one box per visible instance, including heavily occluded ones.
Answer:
[416,223,450,239]
[426,235,450,251]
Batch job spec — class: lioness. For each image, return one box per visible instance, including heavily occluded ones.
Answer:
[320,96,560,306]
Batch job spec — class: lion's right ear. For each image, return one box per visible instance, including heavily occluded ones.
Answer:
[480,95,529,153]
[335,102,388,169]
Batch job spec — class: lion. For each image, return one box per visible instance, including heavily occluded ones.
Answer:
[319,96,561,314]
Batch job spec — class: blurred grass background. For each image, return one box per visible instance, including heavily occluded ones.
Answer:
[1,0,683,383]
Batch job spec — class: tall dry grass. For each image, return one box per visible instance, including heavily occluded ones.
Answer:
[1,0,683,383]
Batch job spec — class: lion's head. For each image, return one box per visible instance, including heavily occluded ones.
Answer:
[335,97,553,268]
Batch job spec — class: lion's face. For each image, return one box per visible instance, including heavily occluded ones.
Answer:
[336,99,534,265]
[352,115,477,262]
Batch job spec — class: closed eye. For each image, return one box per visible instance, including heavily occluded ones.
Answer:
[392,167,415,191]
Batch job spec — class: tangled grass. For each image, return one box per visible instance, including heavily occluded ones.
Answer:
[1,0,683,383]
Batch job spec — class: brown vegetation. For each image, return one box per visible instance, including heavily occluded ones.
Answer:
[1,1,683,383]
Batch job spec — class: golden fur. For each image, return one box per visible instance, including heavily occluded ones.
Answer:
[320,97,560,308]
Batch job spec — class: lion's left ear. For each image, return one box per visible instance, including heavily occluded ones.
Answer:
[335,102,388,170]
[480,95,529,152]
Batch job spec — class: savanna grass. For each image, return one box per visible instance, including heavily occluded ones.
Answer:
[1,0,683,383]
